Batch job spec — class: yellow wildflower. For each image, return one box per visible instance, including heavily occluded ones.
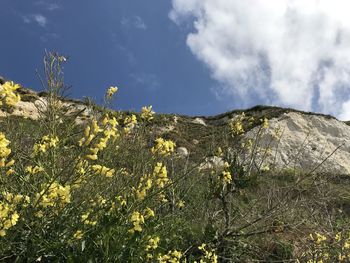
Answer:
[106,86,118,98]
[33,135,59,156]
[0,81,21,107]
[151,138,176,156]
[129,211,144,233]
[221,171,232,184]
[261,117,269,129]
[91,164,115,177]
[25,165,44,175]
[144,207,155,219]
[141,106,155,122]
[145,235,160,251]
[5,169,14,176]
[177,200,185,209]
[73,230,84,240]
[153,162,169,188]
[36,182,71,209]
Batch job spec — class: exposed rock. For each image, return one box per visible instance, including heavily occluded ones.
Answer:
[192,118,207,126]
[177,147,189,158]
[157,125,175,134]
[192,139,199,145]
[200,156,225,170]
[246,112,350,174]
[0,83,92,123]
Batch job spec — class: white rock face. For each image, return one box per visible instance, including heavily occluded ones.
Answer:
[177,147,189,158]
[0,86,92,123]
[192,118,207,126]
[247,112,350,174]
[200,156,225,170]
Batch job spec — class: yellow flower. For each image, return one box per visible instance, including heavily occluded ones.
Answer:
[5,159,15,167]
[0,133,11,160]
[0,81,21,107]
[36,182,71,209]
[124,114,138,133]
[144,207,155,219]
[145,236,160,251]
[158,250,182,263]
[73,230,84,240]
[153,162,169,188]
[5,169,15,176]
[106,86,118,98]
[177,200,185,209]
[261,117,269,129]
[129,211,144,233]
[151,138,176,156]
[25,165,44,175]
[229,113,246,136]
[32,135,59,156]
[91,164,115,177]
[141,106,155,122]
[221,171,232,184]
[86,154,98,160]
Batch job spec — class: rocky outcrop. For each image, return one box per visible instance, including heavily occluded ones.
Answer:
[0,82,92,123]
[2,79,350,174]
[246,112,350,174]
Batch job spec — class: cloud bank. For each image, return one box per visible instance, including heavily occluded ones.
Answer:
[170,0,350,120]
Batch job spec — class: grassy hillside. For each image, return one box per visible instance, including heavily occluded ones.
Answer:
[0,53,349,262]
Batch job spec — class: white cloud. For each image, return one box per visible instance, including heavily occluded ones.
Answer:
[130,73,160,91]
[23,14,47,27]
[33,14,47,27]
[35,1,61,11]
[121,16,147,30]
[170,0,350,120]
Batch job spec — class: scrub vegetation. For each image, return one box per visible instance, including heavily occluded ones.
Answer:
[0,52,349,262]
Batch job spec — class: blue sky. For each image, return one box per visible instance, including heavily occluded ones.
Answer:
[2,1,350,119]
[0,0,227,116]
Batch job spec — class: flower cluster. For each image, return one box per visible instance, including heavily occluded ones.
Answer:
[25,165,44,175]
[0,192,29,237]
[151,138,176,156]
[229,113,246,136]
[219,161,232,185]
[307,231,350,262]
[145,235,160,261]
[0,202,19,237]
[261,117,269,129]
[141,106,155,122]
[129,208,155,234]
[73,230,83,240]
[153,162,169,188]
[36,181,71,209]
[81,210,98,226]
[145,235,160,251]
[157,250,182,263]
[197,243,218,263]
[33,135,59,156]
[0,81,21,108]
[91,164,115,178]
[129,211,145,233]
[221,171,232,185]
[133,162,169,201]
[134,174,153,201]
[80,115,119,160]
[0,132,15,175]
[106,86,118,99]
[124,114,137,133]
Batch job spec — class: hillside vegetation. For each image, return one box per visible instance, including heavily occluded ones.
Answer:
[0,53,349,262]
